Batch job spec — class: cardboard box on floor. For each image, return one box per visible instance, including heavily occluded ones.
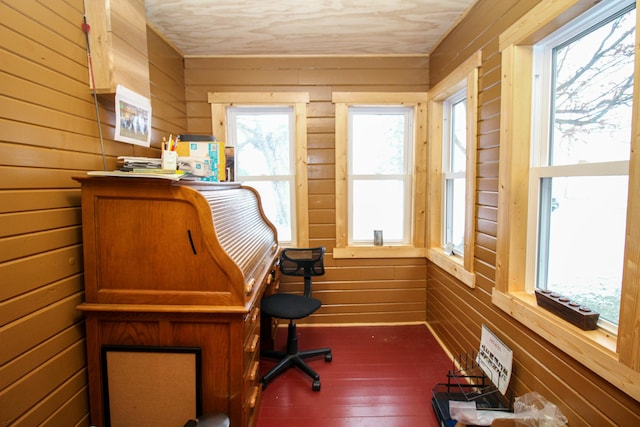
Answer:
[491,420,520,427]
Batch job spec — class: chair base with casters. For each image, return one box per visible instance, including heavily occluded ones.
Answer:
[260,247,332,391]
[261,295,332,391]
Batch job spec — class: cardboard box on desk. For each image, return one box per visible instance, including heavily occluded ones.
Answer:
[179,157,216,179]
[177,140,217,158]
[177,141,219,181]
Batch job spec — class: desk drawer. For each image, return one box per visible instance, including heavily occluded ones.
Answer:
[243,384,261,427]
[244,306,260,338]
[242,331,261,427]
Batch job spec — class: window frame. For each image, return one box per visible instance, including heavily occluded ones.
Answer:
[347,105,414,246]
[226,105,298,244]
[443,89,467,256]
[427,51,481,288]
[332,92,428,259]
[208,92,310,248]
[494,0,640,401]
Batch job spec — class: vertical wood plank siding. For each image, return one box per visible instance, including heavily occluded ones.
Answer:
[0,0,185,422]
[185,56,429,324]
[428,0,640,425]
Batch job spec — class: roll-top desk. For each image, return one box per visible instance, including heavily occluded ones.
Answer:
[74,176,279,427]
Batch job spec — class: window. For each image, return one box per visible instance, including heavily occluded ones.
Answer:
[227,106,296,243]
[333,92,427,258]
[208,92,310,247]
[443,91,467,256]
[495,0,640,401]
[348,106,413,245]
[529,2,635,330]
[427,52,481,287]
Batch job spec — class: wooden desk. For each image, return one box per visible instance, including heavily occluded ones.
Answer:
[74,176,279,427]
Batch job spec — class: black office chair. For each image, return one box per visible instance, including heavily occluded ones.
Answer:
[260,247,332,391]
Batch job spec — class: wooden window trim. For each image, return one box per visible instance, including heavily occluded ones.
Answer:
[208,92,310,248]
[494,0,640,401]
[332,92,428,259]
[427,51,481,288]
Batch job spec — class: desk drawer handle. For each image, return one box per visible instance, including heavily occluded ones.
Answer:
[246,334,259,353]
[248,361,259,380]
[245,278,256,294]
[245,307,259,323]
[248,386,259,409]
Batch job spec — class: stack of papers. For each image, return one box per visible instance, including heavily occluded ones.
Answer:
[88,155,227,181]
[117,156,162,171]
[87,170,185,181]
[85,156,185,181]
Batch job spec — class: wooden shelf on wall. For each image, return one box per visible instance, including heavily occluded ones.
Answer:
[84,0,150,97]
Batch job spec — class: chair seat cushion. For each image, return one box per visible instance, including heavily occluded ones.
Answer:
[261,293,322,319]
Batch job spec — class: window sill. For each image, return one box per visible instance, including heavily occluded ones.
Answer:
[333,246,426,259]
[492,289,640,401]
[427,248,475,288]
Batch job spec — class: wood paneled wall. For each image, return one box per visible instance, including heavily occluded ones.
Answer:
[428,0,640,425]
[5,0,638,425]
[184,56,429,324]
[0,0,185,424]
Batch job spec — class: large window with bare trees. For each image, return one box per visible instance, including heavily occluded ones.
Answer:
[495,0,640,401]
[227,106,297,243]
[530,1,635,331]
[208,92,310,247]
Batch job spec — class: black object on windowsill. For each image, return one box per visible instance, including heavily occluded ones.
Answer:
[535,289,600,330]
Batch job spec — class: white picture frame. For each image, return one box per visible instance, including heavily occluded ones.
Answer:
[114,85,152,147]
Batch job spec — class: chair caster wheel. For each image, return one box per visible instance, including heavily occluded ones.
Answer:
[325,353,332,362]
[312,380,321,391]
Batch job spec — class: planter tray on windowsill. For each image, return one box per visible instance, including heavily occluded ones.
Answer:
[535,289,599,330]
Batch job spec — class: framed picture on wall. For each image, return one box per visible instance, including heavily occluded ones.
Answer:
[114,85,152,147]
[101,345,202,427]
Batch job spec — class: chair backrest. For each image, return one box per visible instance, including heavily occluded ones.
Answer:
[279,247,325,277]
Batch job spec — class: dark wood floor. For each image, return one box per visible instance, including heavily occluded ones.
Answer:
[256,324,452,427]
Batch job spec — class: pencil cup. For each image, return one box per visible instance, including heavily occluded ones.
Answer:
[162,150,177,170]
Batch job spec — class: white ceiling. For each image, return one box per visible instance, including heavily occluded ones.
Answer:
[145,0,476,57]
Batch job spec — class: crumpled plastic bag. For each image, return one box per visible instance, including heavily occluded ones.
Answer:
[449,400,518,425]
[513,392,568,427]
